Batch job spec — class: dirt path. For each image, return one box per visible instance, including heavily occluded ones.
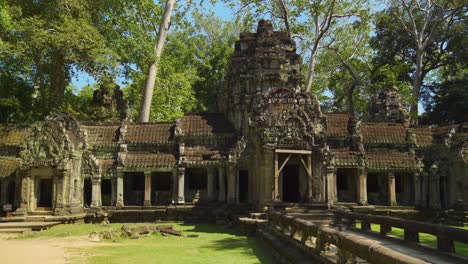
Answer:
[0,234,103,264]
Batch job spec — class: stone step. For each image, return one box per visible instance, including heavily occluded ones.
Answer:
[287,213,334,221]
[249,213,267,220]
[0,228,30,233]
[28,211,54,216]
[285,208,329,214]
[0,221,60,231]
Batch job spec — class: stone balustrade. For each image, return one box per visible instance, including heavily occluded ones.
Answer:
[267,210,428,264]
[334,210,468,253]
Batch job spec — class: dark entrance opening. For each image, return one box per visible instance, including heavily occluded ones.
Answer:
[37,179,52,208]
[124,172,145,206]
[283,165,300,203]
[7,180,15,205]
[239,170,249,203]
[83,179,92,206]
[151,172,172,205]
[101,179,112,206]
[440,176,448,208]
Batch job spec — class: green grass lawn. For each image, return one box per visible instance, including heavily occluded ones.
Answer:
[18,223,274,264]
[355,223,468,256]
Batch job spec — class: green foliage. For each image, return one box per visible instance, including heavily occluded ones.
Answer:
[0,74,36,123]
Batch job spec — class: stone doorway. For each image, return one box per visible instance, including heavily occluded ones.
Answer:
[282,165,300,203]
[151,172,172,205]
[7,180,16,205]
[37,179,53,208]
[124,172,145,206]
[83,179,92,207]
[239,170,249,203]
[367,173,388,205]
[273,149,312,202]
[336,169,357,203]
[101,179,112,206]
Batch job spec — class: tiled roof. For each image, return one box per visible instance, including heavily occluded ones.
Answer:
[185,146,222,163]
[126,123,173,143]
[333,149,361,167]
[123,153,176,168]
[366,150,418,171]
[82,124,119,146]
[0,125,31,146]
[325,113,349,138]
[98,158,116,176]
[180,113,235,136]
[362,123,406,144]
[0,158,20,177]
[413,127,433,147]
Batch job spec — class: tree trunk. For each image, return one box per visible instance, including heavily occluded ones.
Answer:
[305,45,319,93]
[410,49,424,125]
[33,55,47,114]
[50,50,66,111]
[139,0,175,122]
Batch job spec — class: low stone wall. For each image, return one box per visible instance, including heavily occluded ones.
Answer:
[334,210,468,253]
[267,210,431,264]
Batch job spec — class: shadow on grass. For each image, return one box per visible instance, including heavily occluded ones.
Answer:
[180,223,275,263]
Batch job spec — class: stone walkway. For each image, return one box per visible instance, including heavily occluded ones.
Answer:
[336,227,467,264]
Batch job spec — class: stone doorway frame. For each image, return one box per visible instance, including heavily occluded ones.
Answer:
[273,149,312,202]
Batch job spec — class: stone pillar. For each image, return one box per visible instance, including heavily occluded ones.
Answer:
[326,166,335,207]
[207,168,214,201]
[273,152,280,202]
[13,168,30,216]
[218,167,226,202]
[429,164,441,209]
[172,169,177,203]
[414,172,422,206]
[357,168,368,205]
[177,167,185,204]
[388,172,397,206]
[91,178,101,208]
[116,172,124,207]
[333,172,338,203]
[144,171,152,206]
[111,177,117,206]
[227,165,237,204]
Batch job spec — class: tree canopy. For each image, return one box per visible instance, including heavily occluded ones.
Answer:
[0,0,465,126]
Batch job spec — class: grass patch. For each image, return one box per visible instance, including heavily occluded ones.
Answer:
[355,223,468,256]
[17,223,274,264]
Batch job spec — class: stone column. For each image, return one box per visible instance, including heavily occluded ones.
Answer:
[326,166,335,207]
[429,164,441,209]
[13,168,30,216]
[333,172,338,203]
[273,152,280,202]
[144,171,151,206]
[207,167,214,201]
[227,165,237,204]
[172,169,177,203]
[414,172,422,207]
[116,171,124,207]
[91,178,101,208]
[358,168,368,205]
[177,167,185,204]
[218,167,226,202]
[388,172,397,206]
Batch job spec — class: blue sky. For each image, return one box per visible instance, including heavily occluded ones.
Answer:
[72,1,234,90]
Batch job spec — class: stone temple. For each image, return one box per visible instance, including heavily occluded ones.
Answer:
[0,20,467,222]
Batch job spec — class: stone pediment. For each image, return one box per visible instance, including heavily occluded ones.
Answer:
[249,87,325,149]
[21,113,85,166]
